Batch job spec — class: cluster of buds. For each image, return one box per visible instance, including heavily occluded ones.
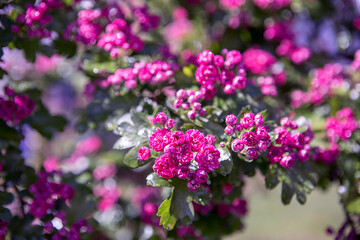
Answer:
[107,60,175,89]
[12,0,64,38]
[194,49,247,98]
[97,18,144,58]
[267,117,314,168]
[138,112,220,191]
[0,87,35,124]
[225,112,272,161]
[173,88,207,120]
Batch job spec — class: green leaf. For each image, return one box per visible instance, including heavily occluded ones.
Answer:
[258,109,268,121]
[53,39,77,58]
[0,119,22,148]
[0,207,11,221]
[346,198,360,214]
[181,123,196,131]
[189,186,210,205]
[146,173,172,187]
[123,145,152,168]
[170,181,195,226]
[216,146,233,176]
[265,162,317,205]
[157,196,177,230]
[113,110,153,150]
[0,191,14,205]
[281,182,295,205]
[182,65,196,77]
[130,109,152,129]
[265,165,281,190]
[24,102,67,139]
[237,105,251,120]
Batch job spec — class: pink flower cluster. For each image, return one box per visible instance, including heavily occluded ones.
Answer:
[268,117,313,168]
[64,9,103,45]
[313,143,339,165]
[29,171,75,218]
[242,47,286,96]
[325,107,358,142]
[253,0,291,10]
[264,21,311,65]
[139,112,220,191]
[277,39,311,65]
[291,63,345,108]
[0,88,35,123]
[133,6,160,32]
[0,221,7,240]
[93,183,122,212]
[173,89,207,119]
[12,0,64,38]
[193,198,247,217]
[107,60,175,90]
[194,49,247,97]
[226,112,272,160]
[219,0,246,10]
[132,186,161,225]
[44,212,92,240]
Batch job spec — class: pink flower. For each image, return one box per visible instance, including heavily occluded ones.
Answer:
[231,139,244,152]
[219,0,246,10]
[195,145,220,172]
[280,154,295,169]
[137,147,151,161]
[93,164,117,180]
[75,136,102,156]
[154,112,168,125]
[241,131,258,147]
[194,169,208,183]
[185,129,205,151]
[242,48,276,75]
[246,148,259,160]
[153,154,177,179]
[149,128,171,152]
[170,131,186,146]
[225,114,238,126]
[240,113,255,129]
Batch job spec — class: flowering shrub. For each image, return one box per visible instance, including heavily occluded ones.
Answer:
[0,0,360,239]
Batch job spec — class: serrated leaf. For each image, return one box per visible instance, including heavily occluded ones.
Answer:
[146,173,172,187]
[281,181,295,205]
[265,165,281,190]
[268,162,317,205]
[216,146,233,176]
[157,195,177,230]
[170,182,194,226]
[123,145,152,168]
[130,109,152,129]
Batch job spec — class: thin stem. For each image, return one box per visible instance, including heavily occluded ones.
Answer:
[14,185,25,218]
